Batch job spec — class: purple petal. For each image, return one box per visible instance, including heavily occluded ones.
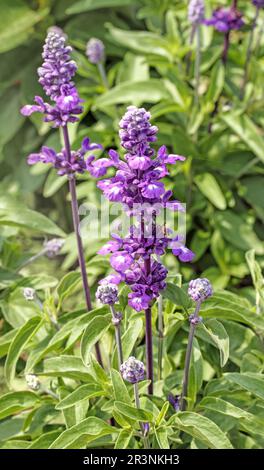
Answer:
[110,252,133,272]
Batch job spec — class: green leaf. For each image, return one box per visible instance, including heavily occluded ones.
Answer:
[67,0,134,14]
[113,318,142,367]
[172,412,233,449]
[95,80,172,108]
[56,384,104,410]
[0,197,65,236]
[0,329,18,358]
[221,112,264,163]
[204,62,225,106]
[107,24,172,60]
[0,87,24,151]
[114,429,133,449]
[195,173,226,210]
[215,210,264,255]
[81,314,112,365]
[43,172,67,198]
[37,356,94,382]
[199,396,252,419]
[155,401,169,426]
[201,319,229,367]
[163,283,191,310]
[111,369,131,403]
[188,338,203,407]
[5,316,42,385]
[29,430,61,449]
[56,272,81,305]
[155,427,170,449]
[225,373,264,400]
[114,401,154,422]
[0,391,40,420]
[49,417,114,449]
[0,0,49,53]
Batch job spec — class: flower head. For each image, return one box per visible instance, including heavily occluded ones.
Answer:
[23,287,36,301]
[21,30,83,127]
[188,0,205,24]
[86,38,105,64]
[252,0,264,8]
[120,356,145,383]
[96,284,119,305]
[188,278,213,302]
[26,374,40,391]
[44,238,64,258]
[204,8,244,33]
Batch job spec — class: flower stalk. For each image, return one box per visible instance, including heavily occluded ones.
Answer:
[110,305,123,368]
[157,294,164,381]
[134,382,150,449]
[62,125,103,366]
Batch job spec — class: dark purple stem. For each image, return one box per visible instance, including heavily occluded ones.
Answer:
[180,300,202,411]
[222,31,230,66]
[144,256,153,395]
[62,125,103,366]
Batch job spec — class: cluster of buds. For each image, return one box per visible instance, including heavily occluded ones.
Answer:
[86,38,105,64]
[95,284,119,305]
[120,356,145,383]
[188,278,213,303]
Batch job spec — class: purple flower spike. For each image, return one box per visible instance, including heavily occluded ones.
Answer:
[188,278,213,302]
[38,31,77,100]
[204,7,244,33]
[120,356,145,383]
[252,0,264,8]
[188,0,205,24]
[86,38,105,64]
[96,284,119,305]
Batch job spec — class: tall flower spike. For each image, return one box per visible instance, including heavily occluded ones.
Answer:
[188,0,205,24]
[21,30,83,128]
[86,38,105,64]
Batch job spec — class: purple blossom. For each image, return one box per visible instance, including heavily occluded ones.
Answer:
[188,278,213,302]
[21,30,83,128]
[120,356,145,383]
[86,38,105,64]
[204,7,244,33]
[168,393,180,412]
[189,313,203,325]
[44,238,64,258]
[89,106,194,312]
[96,284,119,305]
[188,0,205,24]
[27,138,102,177]
[252,0,264,8]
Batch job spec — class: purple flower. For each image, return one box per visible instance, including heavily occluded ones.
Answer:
[188,0,205,24]
[99,273,122,285]
[189,313,203,325]
[188,278,213,302]
[168,393,180,412]
[120,356,145,383]
[21,30,83,128]
[204,8,244,33]
[86,38,105,64]
[252,0,264,8]
[96,284,119,305]
[27,137,102,177]
[89,106,194,312]
[110,252,133,272]
[44,238,64,257]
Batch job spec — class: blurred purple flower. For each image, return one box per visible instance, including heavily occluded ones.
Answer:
[86,38,105,64]
[188,0,205,24]
[204,7,244,33]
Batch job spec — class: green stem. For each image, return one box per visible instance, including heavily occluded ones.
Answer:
[134,383,150,449]
[180,300,201,411]
[97,62,109,89]
[241,7,260,99]
[194,24,201,106]
[110,305,123,368]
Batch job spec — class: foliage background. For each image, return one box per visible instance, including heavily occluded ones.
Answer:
[0,0,264,449]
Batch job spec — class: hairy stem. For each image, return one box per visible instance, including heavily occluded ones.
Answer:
[241,7,260,99]
[134,383,150,449]
[110,306,123,368]
[181,300,201,411]
[144,256,153,395]
[62,125,103,366]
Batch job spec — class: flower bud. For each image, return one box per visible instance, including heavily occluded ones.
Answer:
[96,284,118,305]
[188,278,213,302]
[23,287,36,301]
[120,356,145,383]
[86,38,105,64]
[26,374,40,391]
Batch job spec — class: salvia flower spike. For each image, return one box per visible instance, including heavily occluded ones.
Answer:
[188,0,205,25]
[21,28,103,366]
[181,278,213,411]
[86,37,108,88]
